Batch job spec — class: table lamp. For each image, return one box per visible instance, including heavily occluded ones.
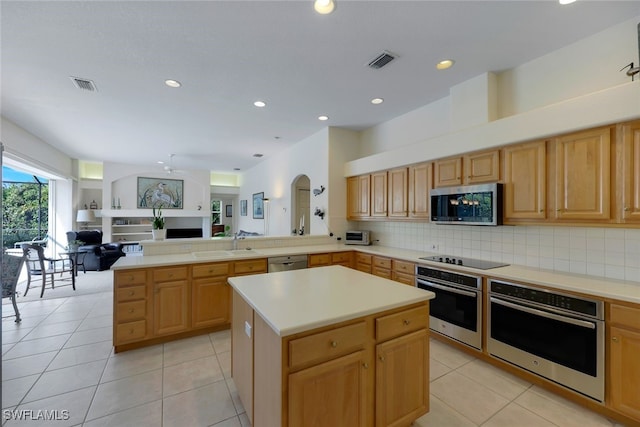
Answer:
[76,209,96,229]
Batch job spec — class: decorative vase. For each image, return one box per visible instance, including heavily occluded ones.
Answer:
[152,228,166,240]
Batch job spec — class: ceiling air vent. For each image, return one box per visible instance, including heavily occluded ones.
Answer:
[367,51,396,69]
[70,77,97,92]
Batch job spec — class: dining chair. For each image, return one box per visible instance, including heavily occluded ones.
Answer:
[21,244,76,298]
[1,252,26,322]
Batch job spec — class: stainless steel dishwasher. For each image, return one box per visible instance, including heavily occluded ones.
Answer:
[267,255,308,272]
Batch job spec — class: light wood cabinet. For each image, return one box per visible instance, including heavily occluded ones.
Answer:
[372,256,392,279]
[331,251,353,268]
[434,157,463,187]
[388,167,409,217]
[347,175,371,219]
[355,253,372,273]
[308,253,331,267]
[392,260,415,286]
[464,150,500,184]
[191,262,231,329]
[233,259,267,275]
[620,120,640,222]
[552,126,612,221]
[114,269,150,346]
[608,303,640,421]
[409,162,432,219]
[152,266,190,336]
[376,329,429,427]
[503,140,547,221]
[371,171,388,217]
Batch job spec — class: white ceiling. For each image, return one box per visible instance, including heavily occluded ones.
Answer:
[1,1,638,174]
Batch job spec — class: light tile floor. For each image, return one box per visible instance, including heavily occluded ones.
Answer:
[1,271,627,426]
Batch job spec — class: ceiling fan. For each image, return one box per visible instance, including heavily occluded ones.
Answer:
[161,154,187,175]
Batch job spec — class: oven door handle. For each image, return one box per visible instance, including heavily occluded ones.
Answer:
[417,279,477,298]
[490,297,596,330]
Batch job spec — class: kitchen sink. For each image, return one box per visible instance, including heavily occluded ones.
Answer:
[227,249,260,255]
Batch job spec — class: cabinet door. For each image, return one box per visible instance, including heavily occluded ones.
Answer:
[388,168,408,217]
[464,150,500,184]
[153,280,189,336]
[347,175,371,218]
[289,350,368,427]
[434,157,462,188]
[609,326,640,420]
[503,141,546,221]
[621,120,640,222]
[376,330,429,427]
[371,171,388,217]
[192,277,229,329]
[408,162,432,219]
[554,127,611,221]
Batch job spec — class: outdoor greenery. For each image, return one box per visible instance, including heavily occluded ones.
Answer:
[2,182,49,248]
[211,200,221,225]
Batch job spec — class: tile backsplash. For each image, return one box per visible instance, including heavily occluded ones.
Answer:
[360,222,640,284]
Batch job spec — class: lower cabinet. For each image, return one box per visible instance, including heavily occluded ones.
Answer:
[192,262,232,329]
[152,266,190,336]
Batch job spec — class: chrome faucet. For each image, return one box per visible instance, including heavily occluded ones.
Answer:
[232,232,238,250]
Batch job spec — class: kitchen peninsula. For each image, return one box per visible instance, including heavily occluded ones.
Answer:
[228,266,435,427]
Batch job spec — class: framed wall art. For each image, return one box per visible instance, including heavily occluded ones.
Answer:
[137,177,183,209]
[240,200,247,216]
[253,192,264,219]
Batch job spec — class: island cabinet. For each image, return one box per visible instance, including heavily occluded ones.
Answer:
[191,262,231,329]
[114,269,151,346]
[607,302,640,421]
[152,266,190,336]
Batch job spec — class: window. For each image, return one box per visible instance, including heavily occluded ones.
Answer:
[211,200,221,225]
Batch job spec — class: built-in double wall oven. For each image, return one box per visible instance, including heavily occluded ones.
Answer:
[487,279,605,402]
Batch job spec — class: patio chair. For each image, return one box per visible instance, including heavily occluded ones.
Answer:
[2,252,26,322]
[21,244,75,298]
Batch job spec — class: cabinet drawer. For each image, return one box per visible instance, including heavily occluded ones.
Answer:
[372,256,391,269]
[115,270,146,286]
[356,263,372,274]
[289,322,367,370]
[192,262,230,278]
[376,305,429,342]
[116,285,147,303]
[331,252,352,264]
[355,253,372,265]
[309,253,330,267]
[372,267,392,279]
[610,304,640,330]
[117,300,146,323]
[153,266,188,283]
[116,320,147,344]
[234,259,267,275]
[393,271,415,286]
[393,260,415,274]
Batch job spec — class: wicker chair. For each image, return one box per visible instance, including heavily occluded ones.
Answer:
[21,244,76,298]
[2,252,26,322]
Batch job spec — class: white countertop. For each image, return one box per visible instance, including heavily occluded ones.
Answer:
[228,265,435,337]
[111,242,640,304]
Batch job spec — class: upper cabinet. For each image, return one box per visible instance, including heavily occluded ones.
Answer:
[388,167,409,217]
[371,171,388,217]
[503,141,546,222]
[347,175,371,219]
[620,120,640,223]
[434,150,500,188]
[408,162,432,219]
[552,126,612,222]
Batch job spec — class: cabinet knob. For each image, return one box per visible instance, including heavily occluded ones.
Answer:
[129,309,134,313]
[129,291,134,296]
[362,362,369,369]
[129,329,134,334]
[612,336,619,342]
[403,319,411,326]
[556,209,561,212]
[624,207,630,212]
[331,341,338,348]
[379,356,385,362]
[168,273,174,278]
[539,209,544,213]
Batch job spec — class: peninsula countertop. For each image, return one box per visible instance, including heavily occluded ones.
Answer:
[228,265,435,336]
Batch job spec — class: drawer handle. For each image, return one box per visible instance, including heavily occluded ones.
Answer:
[403,319,411,326]
[129,329,135,335]
[331,341,338,348]
[612,336,619,342]
[129,291,135,296]
[168,273,174,278]
[379,356,385,362]
[129,309,134,313]
[362,362,369,369]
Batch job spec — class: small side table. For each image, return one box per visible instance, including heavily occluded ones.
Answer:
[61,250,88,276]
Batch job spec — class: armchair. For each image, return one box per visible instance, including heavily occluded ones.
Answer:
[66,230,125,271]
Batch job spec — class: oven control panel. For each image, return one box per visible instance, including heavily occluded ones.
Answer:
[490,280,601,318]
[416,266,481,289]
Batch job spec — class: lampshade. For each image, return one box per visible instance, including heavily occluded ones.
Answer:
[76,209,96,223]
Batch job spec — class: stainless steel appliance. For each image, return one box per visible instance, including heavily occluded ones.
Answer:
[420,255,509,270]
[487,279,604,401]
[345,230,371,246]
[430,183,503,225]
[267,255,308,272]
[416,265,482,349]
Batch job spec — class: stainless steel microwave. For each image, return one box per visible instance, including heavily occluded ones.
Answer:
[430,183,503,225]
[345,230,371,245]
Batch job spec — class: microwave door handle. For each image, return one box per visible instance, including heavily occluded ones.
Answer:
[490,297,596,330]
[417,279,477,298]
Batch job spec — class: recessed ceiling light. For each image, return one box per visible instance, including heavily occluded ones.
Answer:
[314,0,335,14]
[253,100,266,108]
[559,0,577,4]
[318,115,329,121]
[436,59,455,70]
[371,98,384,105]
[164,79,181,88]
[157,161,165,164]
[253,153,264,158]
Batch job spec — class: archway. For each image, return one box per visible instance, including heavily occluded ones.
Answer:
[291,175,310,235]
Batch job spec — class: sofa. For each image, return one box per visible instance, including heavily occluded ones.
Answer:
[65,230,125,271]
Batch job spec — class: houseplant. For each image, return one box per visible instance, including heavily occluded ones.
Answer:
[151,206,166,240]
[66,239,84,252]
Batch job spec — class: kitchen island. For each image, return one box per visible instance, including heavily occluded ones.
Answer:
[229,265,435,427]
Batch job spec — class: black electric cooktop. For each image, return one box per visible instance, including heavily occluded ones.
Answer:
[419,255,509,270]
